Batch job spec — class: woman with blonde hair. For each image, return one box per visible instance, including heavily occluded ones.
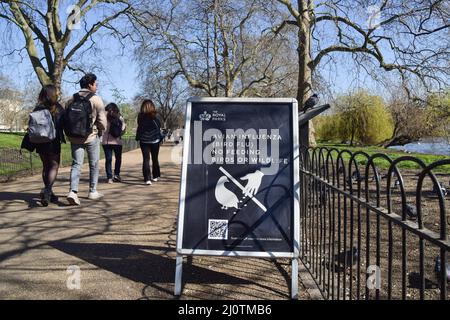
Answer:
[135,99,162,185]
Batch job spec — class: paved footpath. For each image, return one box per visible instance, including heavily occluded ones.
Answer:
[0,144,315,300]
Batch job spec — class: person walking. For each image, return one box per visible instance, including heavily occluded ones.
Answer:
[135,99,162,185]
[102,103,126,183]
[64,73,106,205]
[26,85,65,206]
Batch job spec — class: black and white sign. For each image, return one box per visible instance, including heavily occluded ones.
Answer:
[176,98,299,257]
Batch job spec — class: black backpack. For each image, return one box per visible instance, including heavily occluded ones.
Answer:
[109,118,122,138]
[64,93,94,138]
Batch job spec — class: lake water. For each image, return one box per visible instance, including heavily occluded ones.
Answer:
[389,137,450,156]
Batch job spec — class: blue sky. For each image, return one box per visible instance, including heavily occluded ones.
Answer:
[0,1,427,106]
[1,44,140,104]
[0,2,140,104]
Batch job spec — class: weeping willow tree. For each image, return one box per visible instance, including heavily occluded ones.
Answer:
[315,90,393,145]
[428,91,450,140]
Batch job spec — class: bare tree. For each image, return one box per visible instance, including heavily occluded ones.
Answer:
[0,0,144,97]
[139,70,188,129]
[381,87,450,147]
[237,34,299,98]
[137,0,292,97]
[272,0,450,146]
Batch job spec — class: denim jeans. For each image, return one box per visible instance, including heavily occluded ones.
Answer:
[102,144,122,179]
[70,136,100,193]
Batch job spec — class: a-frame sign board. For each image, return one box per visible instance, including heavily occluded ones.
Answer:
[174,97,300,299]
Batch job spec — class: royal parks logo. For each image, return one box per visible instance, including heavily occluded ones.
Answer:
[199,110,226,121]
[212,110,226,121]
[199,111,212,121]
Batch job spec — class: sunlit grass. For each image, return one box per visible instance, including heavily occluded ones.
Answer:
[317,143,450,173]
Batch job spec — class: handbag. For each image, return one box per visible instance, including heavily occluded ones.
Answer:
[153,120,164,141]
[20,132,36,152]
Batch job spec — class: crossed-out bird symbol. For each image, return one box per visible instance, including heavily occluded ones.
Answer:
[214,166,267,213]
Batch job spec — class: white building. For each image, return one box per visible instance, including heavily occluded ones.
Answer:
[0,94,26,132]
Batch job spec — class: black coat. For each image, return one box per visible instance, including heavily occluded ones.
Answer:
[136,115,162,143]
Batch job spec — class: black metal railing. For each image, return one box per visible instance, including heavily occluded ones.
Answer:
[299,146,450,300]
[0,137,139,182]
[121,137,139,152]
[0,148,38,181]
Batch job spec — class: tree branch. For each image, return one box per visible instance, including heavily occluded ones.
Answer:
[64,2,131,66]
[7,1,50,83]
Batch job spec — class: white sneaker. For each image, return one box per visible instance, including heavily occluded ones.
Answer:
[88,191,104,200]
[67,191,81,206]
[145,180,152,185]
[151,178,159,182]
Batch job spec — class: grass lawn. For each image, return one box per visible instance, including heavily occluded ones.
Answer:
[0,132,82,164]
[0,132,25,148]
[317,143,450,173]
[1,133,449,176]
[0,132,105,178]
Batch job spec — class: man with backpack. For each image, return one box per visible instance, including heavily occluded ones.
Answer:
[64,73,107,205]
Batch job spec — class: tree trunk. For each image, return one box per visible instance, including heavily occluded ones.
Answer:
[380,135,417,148]
[297,1,316,148]
[350,131,355,146]
[32,51,64,100]
[52,51,65,99]
[51,73,63,100]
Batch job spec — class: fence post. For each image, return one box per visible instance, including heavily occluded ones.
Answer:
[298,147,450,300]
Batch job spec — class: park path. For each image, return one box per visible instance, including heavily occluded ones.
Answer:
[0,144,316,300]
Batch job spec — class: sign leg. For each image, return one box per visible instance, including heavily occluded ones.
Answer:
[174,255,183,296]
[291,258,299,299]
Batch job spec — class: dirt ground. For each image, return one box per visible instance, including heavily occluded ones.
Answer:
[0,144,314,300]
[301,164,450,300]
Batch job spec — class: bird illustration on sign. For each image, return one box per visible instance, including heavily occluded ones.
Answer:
[214,166,267,213]
[215,176,239,210]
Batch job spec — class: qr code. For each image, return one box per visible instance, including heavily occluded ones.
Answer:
[208,219,228,240]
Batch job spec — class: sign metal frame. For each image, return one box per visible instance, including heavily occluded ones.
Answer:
[174,97,300,298]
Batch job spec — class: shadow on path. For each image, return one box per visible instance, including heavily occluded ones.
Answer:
[0,192,41,208]
[0,191,93,209]
[51,241,253,289]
